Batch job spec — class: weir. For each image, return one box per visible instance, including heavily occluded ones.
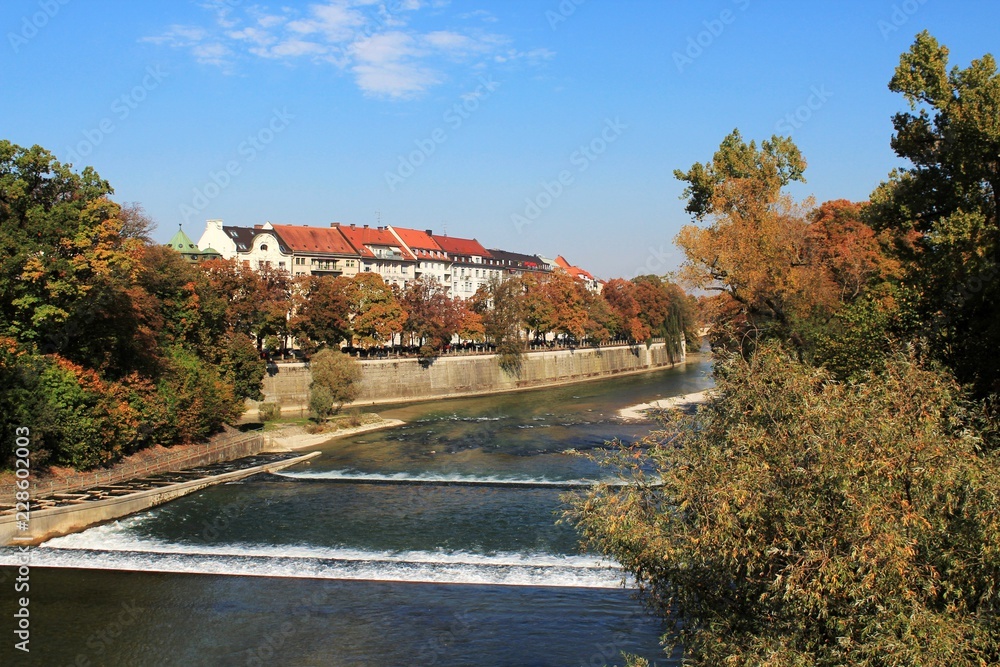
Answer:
[271,470,632,489]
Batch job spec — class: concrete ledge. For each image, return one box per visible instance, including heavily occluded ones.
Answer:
[0,452,319,546]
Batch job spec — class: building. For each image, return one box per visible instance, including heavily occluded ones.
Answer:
[554,255,601,292]
[386,226,451,290]
[270,223,361,279]
[487,248,550,277]
[167,225,220,262]
[431,234,498,299]
[191,218,599,296]
[195,219,255,260]
[337,224,416,289]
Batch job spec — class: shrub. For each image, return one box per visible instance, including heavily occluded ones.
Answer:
[258,402,281,422]
[567,344,1000,665]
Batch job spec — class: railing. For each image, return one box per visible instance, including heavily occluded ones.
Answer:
[0,429,267,505]
[341,337,668,360]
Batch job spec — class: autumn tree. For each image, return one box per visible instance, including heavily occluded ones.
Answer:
[521,272,556,340]
[601,278,649,342]
[345,272,407,348]
[401,276,461,356]
[0,140,259,469]
[288,274,352,353]
[674,128,805,221]
[567,344,1000,666]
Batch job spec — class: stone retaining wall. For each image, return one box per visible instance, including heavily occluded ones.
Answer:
[251,340,684,415]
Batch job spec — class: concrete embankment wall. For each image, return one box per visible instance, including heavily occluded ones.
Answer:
[251,340,684,415]
[0,433,270,506]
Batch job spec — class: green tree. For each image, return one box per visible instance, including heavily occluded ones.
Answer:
[567,344,1000,666]
[472,275,526,374]
[867,31,1000,396]
[308,347,362,419]
[673,128,806,220]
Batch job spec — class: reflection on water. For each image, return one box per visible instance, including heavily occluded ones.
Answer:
[0,356,711,665]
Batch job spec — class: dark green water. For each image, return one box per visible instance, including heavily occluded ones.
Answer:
[1,357,712,666]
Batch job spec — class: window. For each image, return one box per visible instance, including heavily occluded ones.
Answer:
[260,244,268,252]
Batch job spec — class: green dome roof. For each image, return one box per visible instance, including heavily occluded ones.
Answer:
[166,226,201,254]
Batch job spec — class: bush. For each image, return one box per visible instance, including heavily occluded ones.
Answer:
[309,348,362,418]
[258,402,281,422]
[567,344,1000,665]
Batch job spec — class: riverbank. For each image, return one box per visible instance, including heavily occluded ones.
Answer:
[618,390,710,420]
[266,418,405,451]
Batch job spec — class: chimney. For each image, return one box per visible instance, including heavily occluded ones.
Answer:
[330,222,340,227]
[425,229,433,236]
[363,224,369,229]
[350,223,356,229]
[254,224,262,229]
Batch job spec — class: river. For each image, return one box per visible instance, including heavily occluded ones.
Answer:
[1,355,713,666]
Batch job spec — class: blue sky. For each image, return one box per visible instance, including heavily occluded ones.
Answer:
[1,1,998,279]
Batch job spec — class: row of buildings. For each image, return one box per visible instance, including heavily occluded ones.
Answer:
[167,220,599,299]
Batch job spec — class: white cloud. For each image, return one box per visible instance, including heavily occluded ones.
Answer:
[145,0,547,98]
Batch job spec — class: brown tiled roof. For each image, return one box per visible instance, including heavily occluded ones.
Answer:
[270,224,358,256]
[389,226,445,259]
[432,234,491,259]
[339,225,416,261]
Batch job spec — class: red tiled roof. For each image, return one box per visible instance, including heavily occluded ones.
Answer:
[388,226,445,259]
[555,255,594,281]
[432,234,491,258]
[339,225,416,261]
[271,224,358,256]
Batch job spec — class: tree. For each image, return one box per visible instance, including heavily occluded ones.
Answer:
[308,347,362,419]
[867,31,1000,396]
[401,276,460,356]
[545,270,589,341]
[521,272,557,340]
[472,275,526,374]
[345,273,407,348]
[200,258,291,352]
[288,274,352,353]
[601,278,649,342]
[673,128,806,221]
[807,200,900,302]
[567,344,1000,666]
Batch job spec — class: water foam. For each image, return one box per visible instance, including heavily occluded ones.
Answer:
[1,524,627,588]
[271,469,620,488]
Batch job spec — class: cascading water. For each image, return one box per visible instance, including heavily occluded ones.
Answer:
[0,358,713,665]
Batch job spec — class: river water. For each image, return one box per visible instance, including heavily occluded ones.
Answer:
[2,356,712,666]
